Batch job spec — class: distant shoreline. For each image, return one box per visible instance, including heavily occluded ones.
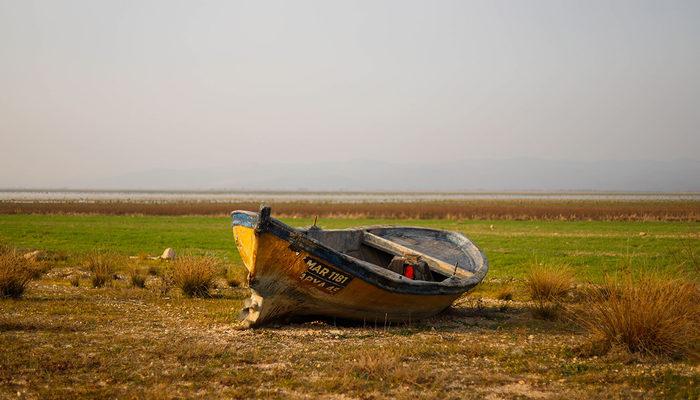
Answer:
[2,188,699,195]
[1,189,699,203]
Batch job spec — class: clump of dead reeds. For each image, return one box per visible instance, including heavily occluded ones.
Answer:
[172,256,219,297]
[83,252,116,288]
[1,199,697,221]
[573,271,700,359]
[0,250,34,298]
[526,264,575,319]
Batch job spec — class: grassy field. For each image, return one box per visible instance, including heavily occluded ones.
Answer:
[0,214,697,280]
[1,214,699,399]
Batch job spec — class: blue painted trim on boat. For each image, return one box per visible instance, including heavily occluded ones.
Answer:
[231,211,258,229]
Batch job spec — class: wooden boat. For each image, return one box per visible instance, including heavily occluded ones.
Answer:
[232,207,488,327]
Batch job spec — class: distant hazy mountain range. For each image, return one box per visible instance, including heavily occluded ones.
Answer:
[79,158,700,192]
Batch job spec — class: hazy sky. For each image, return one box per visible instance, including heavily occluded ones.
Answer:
[1,0,699,188]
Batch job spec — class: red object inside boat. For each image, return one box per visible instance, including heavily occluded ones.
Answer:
[404,265,415,280]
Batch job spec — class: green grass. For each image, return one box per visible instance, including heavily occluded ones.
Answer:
[0,214,697,281]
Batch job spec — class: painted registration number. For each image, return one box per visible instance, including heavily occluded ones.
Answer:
[299,256,353,294]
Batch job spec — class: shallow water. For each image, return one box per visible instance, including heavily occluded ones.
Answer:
[1,190,698,203]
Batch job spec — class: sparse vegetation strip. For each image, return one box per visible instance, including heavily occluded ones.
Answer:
[2,199,699,220]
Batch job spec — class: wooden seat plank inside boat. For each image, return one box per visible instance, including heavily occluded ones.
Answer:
[361,232,473,279]
[304,227,473,282]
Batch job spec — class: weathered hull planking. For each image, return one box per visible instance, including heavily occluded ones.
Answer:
[232,207,488,327]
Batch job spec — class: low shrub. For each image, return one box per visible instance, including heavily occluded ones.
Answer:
[0,250,33,298]
[172,256,219,297]
[574,271,700,358]
[69,276,80,287]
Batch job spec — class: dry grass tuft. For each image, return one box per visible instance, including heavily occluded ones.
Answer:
[526,264,575,320]
[574,272,700,359]
[91,274,109,288]
[69,276,80,287]
[26,263,50,280]
[130,270,146,288]
[147,264,160,276]
[0,250,34,298]
[83,252,117,288]
[495,281,515,301]
[526,264,575,301]
[172,256,219,297]
[531,301,565,320]
[349,348,404,381]
[341,346,444,390]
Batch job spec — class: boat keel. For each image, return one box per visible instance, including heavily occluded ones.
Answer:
[238,290,265,327]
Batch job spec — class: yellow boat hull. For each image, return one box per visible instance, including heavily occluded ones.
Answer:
[232,208,487,327]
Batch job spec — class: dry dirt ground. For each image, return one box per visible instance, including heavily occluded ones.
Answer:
[1,272,698,399]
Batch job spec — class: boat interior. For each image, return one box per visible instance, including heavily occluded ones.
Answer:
[304,227,474,282]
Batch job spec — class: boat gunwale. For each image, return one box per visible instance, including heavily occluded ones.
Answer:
[231,210,488,296]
